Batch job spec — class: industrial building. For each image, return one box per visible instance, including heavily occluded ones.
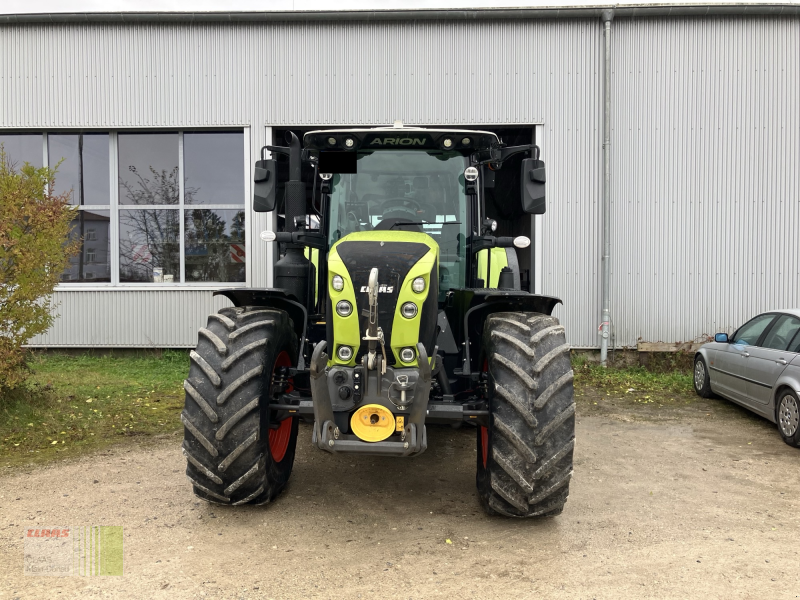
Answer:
[1,4,798,349]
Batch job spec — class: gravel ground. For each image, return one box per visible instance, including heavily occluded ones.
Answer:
[1,395,799,599]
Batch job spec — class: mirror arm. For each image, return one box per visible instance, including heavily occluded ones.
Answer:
[271,231,327,251]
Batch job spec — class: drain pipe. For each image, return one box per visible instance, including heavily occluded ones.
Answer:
[599,9,613,367]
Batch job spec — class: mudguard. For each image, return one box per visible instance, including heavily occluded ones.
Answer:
[213,288,308,368]
[444,289,562,376]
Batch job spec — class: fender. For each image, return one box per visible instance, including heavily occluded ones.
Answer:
[213,288,308,368]
[444,289,562,376]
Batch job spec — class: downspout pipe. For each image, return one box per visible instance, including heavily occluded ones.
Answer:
[599,9,613,367]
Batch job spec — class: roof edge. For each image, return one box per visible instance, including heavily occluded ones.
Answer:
[1,5,799,24]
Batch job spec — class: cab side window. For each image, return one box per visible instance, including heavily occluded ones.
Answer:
[761,315,800,351]
[732,314,776,346]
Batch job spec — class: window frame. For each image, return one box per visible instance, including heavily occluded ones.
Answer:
[28,127,253,291]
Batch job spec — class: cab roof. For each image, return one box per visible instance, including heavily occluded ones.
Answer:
[304,123,500,152]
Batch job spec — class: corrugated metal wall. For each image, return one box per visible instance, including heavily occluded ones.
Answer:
[27,291,232,347]
[2,16,797,347]
[610,17,800,348]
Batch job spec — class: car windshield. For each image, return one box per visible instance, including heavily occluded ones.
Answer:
[327,150,468,301]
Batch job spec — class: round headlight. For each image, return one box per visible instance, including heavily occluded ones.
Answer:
[336,300,352,317]
[344,138,355,148]
[327,137,337,146]
[401,302,418,319]
[412,277,426,293]
[461,137,471,146]
[489,219,498,232]
[320,172,333,181]
[337,346,353,361]
[332,274,344,291]
[443,138,453,148]
[464,166,479,182]
[400,347,416,363]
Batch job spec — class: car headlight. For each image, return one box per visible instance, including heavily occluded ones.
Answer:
[401,302,418,319]
[332,275,344,291]
[412,277,426,293]
[400,347,416,363]
[336,300,352,317]
[337,346,353,361]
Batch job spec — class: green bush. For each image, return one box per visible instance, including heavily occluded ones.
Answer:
[0,150,78,390]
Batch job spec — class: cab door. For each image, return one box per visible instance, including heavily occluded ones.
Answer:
[743,314,800,405]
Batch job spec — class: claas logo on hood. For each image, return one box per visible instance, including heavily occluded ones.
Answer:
[360,285,394,293]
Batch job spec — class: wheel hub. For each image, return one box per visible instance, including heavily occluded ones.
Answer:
[778,394,799,437]
[694,360,705,390]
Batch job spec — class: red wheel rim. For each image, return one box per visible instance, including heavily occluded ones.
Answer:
[480,426,489,468]
[480,358,489,468]
[268,351,293,463]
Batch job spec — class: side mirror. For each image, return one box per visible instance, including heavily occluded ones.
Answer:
[714,333,729,343]
[521,158,546,214]
[253,159,277,212]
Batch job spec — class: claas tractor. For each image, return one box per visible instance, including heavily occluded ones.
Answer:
[181,123,575,517]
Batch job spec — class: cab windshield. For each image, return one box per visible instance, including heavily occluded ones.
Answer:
[327,150,469,301]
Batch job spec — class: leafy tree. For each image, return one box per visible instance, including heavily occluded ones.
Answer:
[0,150,79,390]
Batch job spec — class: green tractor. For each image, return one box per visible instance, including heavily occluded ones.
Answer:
[181,123,575,517]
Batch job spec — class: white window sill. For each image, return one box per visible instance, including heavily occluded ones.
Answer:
[55,284,248,292]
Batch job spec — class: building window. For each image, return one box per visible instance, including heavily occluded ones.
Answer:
[0,133,43,167]
[48,133,112,283]
[1,129,247,286]
[117,131,246,284]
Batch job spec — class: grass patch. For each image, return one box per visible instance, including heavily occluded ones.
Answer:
[0,351,188,468]
[572,352,694,398]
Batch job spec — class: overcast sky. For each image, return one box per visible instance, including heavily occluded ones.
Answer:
[2,0,789,14]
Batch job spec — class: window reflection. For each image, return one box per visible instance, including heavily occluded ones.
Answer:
[0,134,42,168]
[48,134,110,205]
[118,133,179,205]
[184,132,244,205]
[119,209,180,283]
[184,209,246,282]
[61,211,111,282]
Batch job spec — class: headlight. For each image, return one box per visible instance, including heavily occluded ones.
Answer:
[412,277,426,293]
[336,300,352,317]
[337,346,353,361]
[401,302,418,319]
[332,275,344,291]
[400,347,415,363]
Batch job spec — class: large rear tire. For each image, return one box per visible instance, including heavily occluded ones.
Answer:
[477,312,575,517]
[182,306,299,505]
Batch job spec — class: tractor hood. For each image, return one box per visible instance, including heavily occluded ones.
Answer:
[327,231,439,367]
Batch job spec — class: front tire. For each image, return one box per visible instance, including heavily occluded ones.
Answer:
[182,307,299,505]
[693,355,713,398]
[477,312,575,517]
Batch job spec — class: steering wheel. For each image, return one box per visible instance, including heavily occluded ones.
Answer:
[346,211,362,232]
[381,197,423,217]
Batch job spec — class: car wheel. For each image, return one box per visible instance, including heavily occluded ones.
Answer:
[693,355,713,398]
[776,390,800,448]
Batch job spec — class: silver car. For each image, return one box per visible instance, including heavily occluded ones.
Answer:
[693,309,800,448]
